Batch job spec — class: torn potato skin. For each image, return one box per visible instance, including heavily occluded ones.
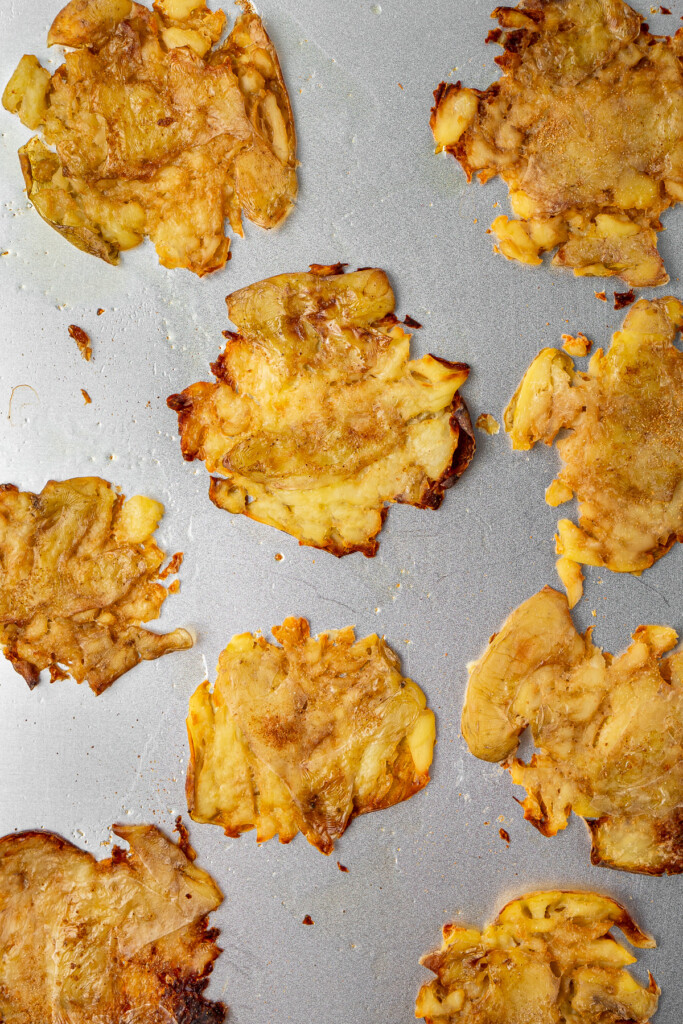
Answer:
[2,0,297,275]
[0,476,192,694]
[167,265,474,557]
[416,890,659,1024]
[430,0,683,287]
[186,617,436,854]
[505,298,683,577]
[462,587,683,874]
[0,824,225,1024]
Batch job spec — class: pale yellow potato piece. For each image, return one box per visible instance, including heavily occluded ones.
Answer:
[431,0,683,287]
[462,587,683,874]
[168,265,474,556]
[0,477,192,693]
[417,890,658,1024]
[3,0,297,274]
[505,298,683,575]
[186,617,435,854]
[0,824,224,1024]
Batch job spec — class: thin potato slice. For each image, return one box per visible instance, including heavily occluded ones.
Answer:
[462,587,683,874]
[186,617,436,853]
[0,824,225,1024]
[505,298,683,582]
[2,0,297,274]
[0,477,192,694]
[417,890,659,1023]
[168,265,474,556]
[431,0,683,287]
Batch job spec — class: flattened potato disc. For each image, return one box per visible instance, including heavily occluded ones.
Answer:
[186,617,436,853]
[2,0,297,274]
[462,587,683,875]
[417,890,659,1023]
[431,0,683,287]
[168,264,474,556]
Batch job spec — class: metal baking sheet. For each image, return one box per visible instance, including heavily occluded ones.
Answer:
[1,1,682,1020]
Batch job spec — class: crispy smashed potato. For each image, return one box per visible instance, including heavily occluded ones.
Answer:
[431,0,683,287]
[0,824,225,1024]
[0,476,192,694]
[416,890,659,1023]
[462,587,683,874]
[168,265,474,556]
[2,0,297,274]
[505,298,683,589]
[186,616,436,853]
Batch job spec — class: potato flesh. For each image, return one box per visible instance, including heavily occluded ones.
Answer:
[462,587,683,874]
[505,298,683,575]
[168,267,474,556]
[186,617,436,853]
[417,890,659,1024]
[431,0,683,286]
[0,477,192,694]
[2,0,297,274]
[0,825,224,1024]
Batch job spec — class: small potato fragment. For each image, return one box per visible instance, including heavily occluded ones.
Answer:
[186,618,435,853]
[167,265,474,557]
[505,298,683,576]
[0,824,226,1024]
[3,0,297,275]
[2,56,51,129]
[431,0,683,287]
[462,587,683,874]
[417,890,658,1024]
[0,477,192,693]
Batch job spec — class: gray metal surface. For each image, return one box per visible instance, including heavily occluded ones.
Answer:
[0,1,681,1021]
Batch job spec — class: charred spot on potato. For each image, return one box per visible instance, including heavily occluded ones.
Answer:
[0,476,192,694]
[431,0,683,287]
[0,824,225,1023]
[186,617,436,854]
[416,890,659,1023]
[462,586,683,874]
[2,0,297,275]
[167,266,473,556]
[505,298,683,576]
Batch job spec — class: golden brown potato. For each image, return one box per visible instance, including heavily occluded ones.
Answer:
[186,617,436,853]
[416,890,659,1023]
[2,0,297,274]
[431,0,683,287]
[0,477,192,694]
[168,265,474,556]
[505,298,683,599]
[462,587,683,874]
[0,823,225,1024]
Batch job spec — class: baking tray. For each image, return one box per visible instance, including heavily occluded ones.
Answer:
[1,1,682,1021]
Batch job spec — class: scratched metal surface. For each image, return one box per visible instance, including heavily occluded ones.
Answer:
[0,0,682,1021]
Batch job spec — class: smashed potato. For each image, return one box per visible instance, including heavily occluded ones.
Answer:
[186,616,436,853]
[416,890,659,1023]
[2,0,296,274]
[462,587,683,874]
[431,0,683,286]
[168,265,474,556]
[0,477,192,693]
[0,824,225,1024]
[505,298,683,593]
